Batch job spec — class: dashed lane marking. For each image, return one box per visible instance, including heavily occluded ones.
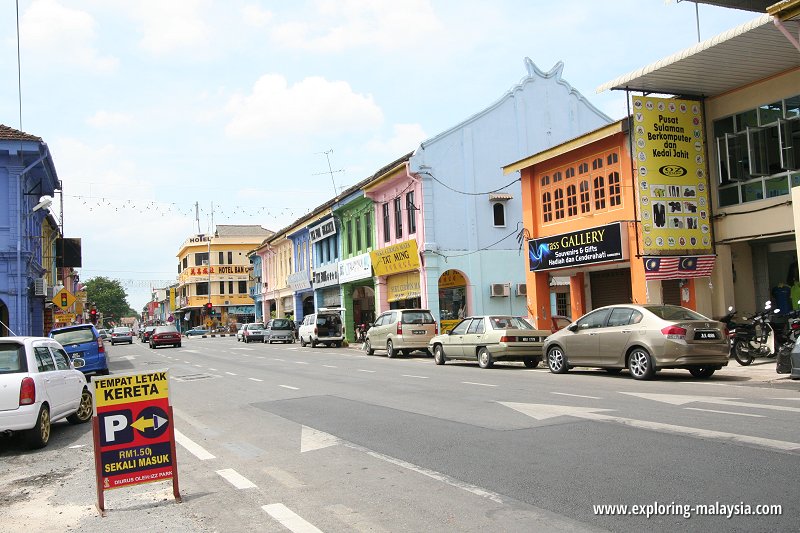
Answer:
[323,365,337,368]
[216,468,257,490]
[174,429,215,460]
[262,503,323,533]
[249,377,264,382]
[280,385,299,390]
[226,371,237,376]
[551,392,601,400]
[357,369,376,373]
[462,381,497,387]
[685,407,764,418]
[294,361,310,365]
[402,375,429,379]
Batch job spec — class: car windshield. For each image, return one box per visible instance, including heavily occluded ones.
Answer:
[145,327,157,332]
[400,311,435,324]
[155,326,178,334]
[271,319,291,330]
[113,327,130,334]
[489,316,533,330]
[643,305,709,321]
[0,343,26,374]
[248,324,264,330]
[52,328,95,345]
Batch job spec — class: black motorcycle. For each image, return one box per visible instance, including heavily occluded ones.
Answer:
[728,306,781,366]
[776,309,800,374]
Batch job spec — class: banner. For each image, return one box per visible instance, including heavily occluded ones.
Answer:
[370,240,420,277]
[643,255,716,280]
[528,223,626,271]
[632,96,712,255]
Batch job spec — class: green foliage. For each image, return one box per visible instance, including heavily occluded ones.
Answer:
[83,277,131,324]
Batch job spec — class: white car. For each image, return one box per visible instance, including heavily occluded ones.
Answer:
[0,337,93,448]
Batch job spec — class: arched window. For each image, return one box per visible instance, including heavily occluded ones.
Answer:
[594,176,606,209]
[542,192,552,223]
[567,184,577,216]
[554,188,565,219]
[579,180,591,213]
[608,172,621,207]
[565,167,575,179]
[553,171,562,183]
[541,175,550,187]
[592,157,603,170]
[578,162,589,174]
[492,202,506,227]
[607,153,618,165]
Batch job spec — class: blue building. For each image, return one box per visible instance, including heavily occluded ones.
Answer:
[0,125,61,336]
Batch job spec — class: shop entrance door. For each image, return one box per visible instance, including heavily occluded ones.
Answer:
[590,268,632,309]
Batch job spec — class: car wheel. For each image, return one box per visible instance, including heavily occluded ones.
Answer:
[67,389,93,424]
[387,340,396,358]
[689,367,715,379]
[98,368,110,376]
[175,343,181,348]
[300,336,307,347]
[523,358,539,368]
[547,346,568,374]
[424,349,432,357]
[433,345,446,365]
[25,405,51,449]
[605,368,623,375]
[401,349,411,356]
[334,341,342,348]
[628,348,655,380]
[365,339,374,355]
[311,338,317,348]
[477,347,494,369]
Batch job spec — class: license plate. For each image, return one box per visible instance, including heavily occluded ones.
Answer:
[695,331,719,340]
[412,330,426,335]
[520,337,538,342]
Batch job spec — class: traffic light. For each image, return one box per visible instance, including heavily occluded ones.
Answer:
[205,302,213,316]
[89,308,98,324]
[60,292,69,307]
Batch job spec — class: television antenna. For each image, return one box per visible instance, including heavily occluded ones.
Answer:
[313,149,344,196]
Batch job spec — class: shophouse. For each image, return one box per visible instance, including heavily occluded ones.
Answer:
[406,59,612,330]
[248,252,264,322]
[260,233,294,320]
[41,213,61,333]
[0,125,62,336]
[308,213,341,312]
[287,223,316,322]
[597,5,800,318]
[176,224,272,328]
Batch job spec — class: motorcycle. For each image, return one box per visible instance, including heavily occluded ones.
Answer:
[729,302,781,366]
[776,308,800,374]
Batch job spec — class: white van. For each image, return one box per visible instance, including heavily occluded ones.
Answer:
[299,309,345,348]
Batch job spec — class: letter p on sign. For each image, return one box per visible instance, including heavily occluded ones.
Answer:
[100,410,133,446]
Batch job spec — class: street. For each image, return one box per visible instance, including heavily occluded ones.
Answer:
[1,336,798,532]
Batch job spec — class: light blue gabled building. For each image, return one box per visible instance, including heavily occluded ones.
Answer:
[407,59,612,326]
[0,125,61,336]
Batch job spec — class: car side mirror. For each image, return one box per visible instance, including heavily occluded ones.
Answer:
[567,323,579,332]
[72,357,85,369]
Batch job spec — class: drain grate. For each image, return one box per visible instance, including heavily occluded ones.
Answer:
[174,373,214,382]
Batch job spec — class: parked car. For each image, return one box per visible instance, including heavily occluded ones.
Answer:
[141,326,157,343]
[236,325,245,342]
[429,315,548,368]
[543,304,729,380]
[550,315,572,333]
[299,310,344,348]
[0,337,93,448]
[110,326,133,345]
[365,309,437,358]
[150,325,182,349]
[184,326,208,337]
[242,323,265,343]
[264,318,295,344]
[97,328,111,341]
[49,323,108,375]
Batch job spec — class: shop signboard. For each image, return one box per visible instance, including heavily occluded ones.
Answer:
[370,240,420,277]
[528,223,626,272]
[91,370,180,513]
[386,272,421,302]
[309,218,337,243]
[632,95,713,255]
[338,253,372,283]
[287,271,312,291]
[313,263,339,289]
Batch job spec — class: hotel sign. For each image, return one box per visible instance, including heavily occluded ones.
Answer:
[528,223,626,271]
[309,218,337,243]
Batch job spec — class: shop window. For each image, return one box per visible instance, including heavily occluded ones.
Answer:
[382,203,390,243]
[607,153,618,165]
[365,213,372,249]
[565,167,575,179]
[787,96,800,119]
[593,176,606,210]
[608,172,621,207]
[219,282,225,294]
[765,176,790,198]
[219,252,224,264]
[578,162,589,174]
[541,175,550,187]
[347,220,353,256]
[355,218,362,251]
[759,101,783,125]
[579,180,591,213]
[228,251,233,264]
[492,202,506,227]
[556,292,569,317]
[238,281,247,294]
[742,180,764,202]
[406,191,416,234]
[542,192,552,223]
[566,185,577,216]
[718,185,740,207]
[553,171,562,183]
[554,188,565,219]
[195,252,208,267]
[592,157,603,170]
[196,282,208,296]
[229,281,234,294]
[394,197,403,239]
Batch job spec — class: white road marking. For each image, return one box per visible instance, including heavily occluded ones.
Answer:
[273,358,286,362]
[622,392,800,413]
[294,361,310,365]
[209,367,217,371]
[462,381,497,387]
[264,467,305,489]
[181,350,200,353]
[257,356,265,359]
[323,365,337,368]
[280,385,299,390]
[262,503,323,533]
[249,377,263,382]
[226,371,237,376]
[184,361,192,363]
[551,392,601,400]
[685,407,764,418]
[67,444,85,449]
[216,468,257,489]
[357,369,376,373]
[193,365,202,368]
[500,402,800,453]
[231,347,255,351]
[772,397,800,401]
[402,374,429,379]
[174,429,216,460]
[301,425,341,452]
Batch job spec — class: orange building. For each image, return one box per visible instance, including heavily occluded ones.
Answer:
[505,118,708,329]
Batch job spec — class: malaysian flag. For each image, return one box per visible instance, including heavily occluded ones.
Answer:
[643,255,716,280]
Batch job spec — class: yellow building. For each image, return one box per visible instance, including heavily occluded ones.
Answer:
[176,225,272,328]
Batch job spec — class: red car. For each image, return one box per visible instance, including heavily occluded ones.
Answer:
[149,326,182,349]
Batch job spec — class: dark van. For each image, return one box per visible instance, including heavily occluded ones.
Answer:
[49,324,109,375]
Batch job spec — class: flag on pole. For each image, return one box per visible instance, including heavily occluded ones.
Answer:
[643,255,715,280]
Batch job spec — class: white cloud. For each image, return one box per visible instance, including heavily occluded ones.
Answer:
[366,123,426,156]
[127,0,211,55]
[20,0,118,72]
[241,4,274,27]
[270,0,442,52]
[224,74,384,139]
[86,110,134,129]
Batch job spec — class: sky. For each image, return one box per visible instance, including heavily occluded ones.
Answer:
[0,0,758,311]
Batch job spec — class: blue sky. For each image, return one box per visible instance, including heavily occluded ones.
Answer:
[0,1,757,310]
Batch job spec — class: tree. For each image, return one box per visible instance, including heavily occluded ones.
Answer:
[83,277,131,325]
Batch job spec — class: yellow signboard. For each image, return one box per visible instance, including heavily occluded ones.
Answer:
[386,272,421,302]
[52,288,76,310]
[370,240,421,277]
[439,269,466,289]
[632,96,712,255]
[54,313,77,323]
[94,371,170,408]
[77,290,88,302]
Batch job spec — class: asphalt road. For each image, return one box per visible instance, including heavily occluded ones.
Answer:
[2,336,798,532]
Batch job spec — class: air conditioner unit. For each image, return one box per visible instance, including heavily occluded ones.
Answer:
[33,278,47,296]
[515,283,527,297]
[489,283,510,297]
[202,260,209,266]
